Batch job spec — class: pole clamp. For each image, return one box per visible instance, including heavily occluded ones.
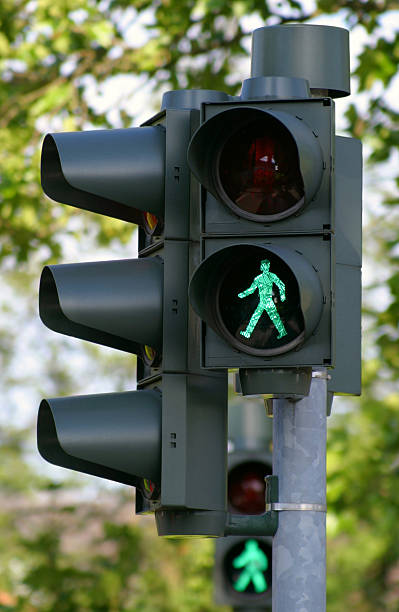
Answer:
[312,370,331,380]
[266,502,326,512]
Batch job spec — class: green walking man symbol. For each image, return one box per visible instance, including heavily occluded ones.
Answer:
[238,258,288,340]
[232,539,269,593]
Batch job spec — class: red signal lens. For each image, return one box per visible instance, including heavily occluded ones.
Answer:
[218,116,304,221]
[228,461,269,515]
[249,136,278,190]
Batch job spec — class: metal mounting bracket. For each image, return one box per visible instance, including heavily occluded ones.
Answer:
[266,502,326,512]
[224,475,279,536]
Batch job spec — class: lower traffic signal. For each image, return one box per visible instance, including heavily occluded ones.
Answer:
[214,421,273,608]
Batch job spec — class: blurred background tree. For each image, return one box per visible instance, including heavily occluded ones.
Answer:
[0,0,398,609]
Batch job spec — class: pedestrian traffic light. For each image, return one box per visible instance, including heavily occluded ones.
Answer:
[38,94,230,537]
[188,97,334,373]
[214,399,273,607]
[187,25,362,399]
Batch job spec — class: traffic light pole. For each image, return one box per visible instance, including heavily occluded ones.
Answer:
[272,372,327,612]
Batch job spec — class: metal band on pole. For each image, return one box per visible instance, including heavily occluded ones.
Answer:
[267,503,326,512]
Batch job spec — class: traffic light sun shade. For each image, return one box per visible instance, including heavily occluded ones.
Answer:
[41,127,166,227]
[38,389,162,488]
[39,257,164,356]
[188,106,324,223]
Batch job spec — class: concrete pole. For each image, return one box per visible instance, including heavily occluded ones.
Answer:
[272,373,327,612]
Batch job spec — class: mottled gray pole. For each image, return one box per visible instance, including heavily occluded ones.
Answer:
[272,373,327,612]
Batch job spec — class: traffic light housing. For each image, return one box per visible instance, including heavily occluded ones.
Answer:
[188,24,361,398]
[214,400,273,607]
[37,24,361,542]
[38,100,230,537]
[188,97,334,370]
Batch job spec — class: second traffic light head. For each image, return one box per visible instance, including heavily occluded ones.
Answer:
[187,106,323,223]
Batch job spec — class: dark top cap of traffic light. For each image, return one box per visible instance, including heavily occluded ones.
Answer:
[251,24,350,98]
[187,106,323,222]
[189,243,323,357]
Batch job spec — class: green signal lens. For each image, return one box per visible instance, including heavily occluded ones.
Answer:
[225,538,271,597]
[217,246,304,355]
[232,540,268,593]
[237,258,287,341]
[189,243,324,361]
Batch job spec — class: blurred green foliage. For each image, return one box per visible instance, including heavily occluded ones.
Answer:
[0,0,399,609]
[0,471,224,611]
